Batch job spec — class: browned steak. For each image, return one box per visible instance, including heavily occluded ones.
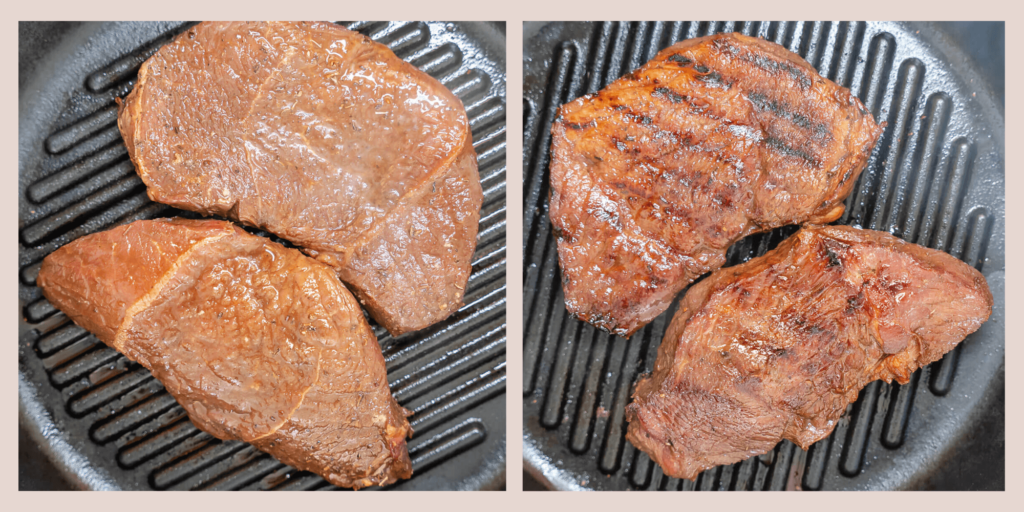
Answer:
[117,22,482,335]
[549,33,883,337]
[38,218,413,489]
[625,225,992,480]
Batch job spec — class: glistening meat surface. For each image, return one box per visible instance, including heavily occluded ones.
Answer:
[625,225,992,480]
[549,33,882,337]
[37,218,412,489]
[117,21,482,335]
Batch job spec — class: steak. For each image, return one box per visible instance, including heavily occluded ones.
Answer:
[37,218,413,489]
[625,225,993,480]
[117,21,482,335]
[549,33,883,337]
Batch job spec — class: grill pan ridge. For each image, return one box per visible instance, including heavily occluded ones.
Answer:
[19,21,506,491]
[523,21,1003,491]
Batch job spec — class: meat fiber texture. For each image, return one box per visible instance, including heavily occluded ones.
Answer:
[625,225,993,480]
[549,33,883,337]
[37,218,413,489]
[117,21,482,336]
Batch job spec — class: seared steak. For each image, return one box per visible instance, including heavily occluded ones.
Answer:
[117,22,482,335]
[625,225,993,480]
[38,218,413,489]
[549,33,882,337]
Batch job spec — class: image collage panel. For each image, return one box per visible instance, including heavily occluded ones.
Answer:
[522,21,1004,491]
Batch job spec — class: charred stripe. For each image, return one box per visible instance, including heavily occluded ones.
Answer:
[709,36,813,90]
[666,54,693,66]
[652,87,687,104]
[748,92,830,139]
[742,53,813,90]
[764,136,818,165]
[565,120,597,130]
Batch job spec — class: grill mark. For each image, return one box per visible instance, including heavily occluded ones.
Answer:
[666,54,692,66]
[825,246,841,267]
[611,94,719,133]
[747,91,830,139]
[687,65,731,90]
[566,120,597,130]
[743,52,813,89]
[764,136,818,165]
[607,96,817,176]
[790,112,812,130]
[697,71,725,86]
[652,87,687,104]
[698,39,813,91]
[711,35,742,54]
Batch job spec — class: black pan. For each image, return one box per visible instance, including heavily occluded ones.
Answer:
[19,21,507,491]
[523,21,1003,491]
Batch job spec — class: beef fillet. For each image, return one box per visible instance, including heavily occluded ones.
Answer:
[625,225,993,480]
[38,218,413,489]
[549,33,883,337]
[117,22,482,335]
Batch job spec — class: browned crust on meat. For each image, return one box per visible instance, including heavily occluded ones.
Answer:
[549,33,883,337]
[625,225,992,479]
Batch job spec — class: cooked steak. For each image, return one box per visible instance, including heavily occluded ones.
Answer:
[117,21,482,335]
[37,218,413,489]
[549,33,883,337]
[625,225,993,480]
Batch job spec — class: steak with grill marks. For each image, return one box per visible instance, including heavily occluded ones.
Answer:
[37,218,413,489]
[625,225,993,480]
[549,33,883,337]
[117,21,482,336]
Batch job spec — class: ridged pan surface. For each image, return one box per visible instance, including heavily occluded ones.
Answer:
[19,21,507,491]
[523,21,1003,491]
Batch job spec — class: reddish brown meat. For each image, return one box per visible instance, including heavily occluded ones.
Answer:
[549,33,882,337]
[625,225,993,480]
[117,22,482,335]
[37,218,413,489]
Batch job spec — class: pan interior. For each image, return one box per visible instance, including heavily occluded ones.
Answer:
[19,21,507,491]
[522,21,1003,492]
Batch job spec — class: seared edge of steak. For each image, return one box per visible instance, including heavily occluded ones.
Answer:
[624,225,992,480]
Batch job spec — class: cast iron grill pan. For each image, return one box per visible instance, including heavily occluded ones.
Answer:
[523,21,1003,491]
[18,21,507,491]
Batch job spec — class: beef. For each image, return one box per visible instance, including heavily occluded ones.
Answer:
[117,22,482,336]
[37,218,413,489]
[625,225,993,480]
[548,33,883,337]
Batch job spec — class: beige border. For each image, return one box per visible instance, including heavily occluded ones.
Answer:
[508,19,525,495]
[6,0,1019,508]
